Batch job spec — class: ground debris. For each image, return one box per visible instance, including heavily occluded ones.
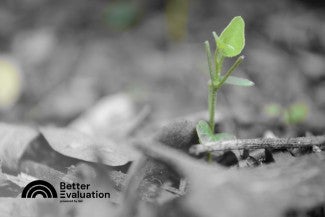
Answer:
[136,141,325,217]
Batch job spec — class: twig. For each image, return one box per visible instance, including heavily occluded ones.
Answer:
[189,135,325,155]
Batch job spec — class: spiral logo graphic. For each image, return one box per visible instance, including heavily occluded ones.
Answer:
[21,180,58,198]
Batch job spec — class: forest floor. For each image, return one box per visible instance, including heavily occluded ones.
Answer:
[0,0,325,216]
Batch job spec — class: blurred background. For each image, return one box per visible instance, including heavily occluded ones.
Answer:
[0,0,324,136]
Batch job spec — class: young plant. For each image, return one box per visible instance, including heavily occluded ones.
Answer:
[264,102,308,126]
[196,16,254,161]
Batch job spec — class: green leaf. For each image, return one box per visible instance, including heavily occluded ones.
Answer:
[213,133,236,141]
[196,120,213,144]
[222,76,254,87]
[196,120,235,144]
[217,16,245,57]
[284,103,308,125]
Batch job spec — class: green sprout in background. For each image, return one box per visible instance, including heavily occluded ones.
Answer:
[196,16,254,161]
[104,0,141,31]
[166,0,189,41]
[264,102,309,126]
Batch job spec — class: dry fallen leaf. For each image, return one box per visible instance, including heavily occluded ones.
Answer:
[0,122,139,175]
[69,93,136,139]
[41,127,139,166]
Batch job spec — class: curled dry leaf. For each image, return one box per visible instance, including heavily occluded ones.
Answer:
[0,122,138,175]
[41,127,139,167]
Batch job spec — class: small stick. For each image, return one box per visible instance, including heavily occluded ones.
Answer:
[189,135,325,155]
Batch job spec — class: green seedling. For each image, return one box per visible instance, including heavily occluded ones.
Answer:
[264,102,308,125]
[196,16,254,161]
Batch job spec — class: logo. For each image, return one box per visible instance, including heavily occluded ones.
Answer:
[21,180,111,203]
[59,182,111,202]
[21,180,58,198]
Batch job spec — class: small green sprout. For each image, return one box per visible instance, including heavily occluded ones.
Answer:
[284,103,308,125]
[264,103,283,117]
[196,16,254,161]
[264,102,308,125]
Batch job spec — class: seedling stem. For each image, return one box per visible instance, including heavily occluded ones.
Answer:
[197,16,253,162]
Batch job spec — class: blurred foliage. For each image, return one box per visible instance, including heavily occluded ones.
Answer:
[0,0,323,130]
[166,0,189,41]
[264,102,309,125]
[264,103,282,117]
[284,102,308,125]
[103,0,141,30]
[0,58,21,110]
